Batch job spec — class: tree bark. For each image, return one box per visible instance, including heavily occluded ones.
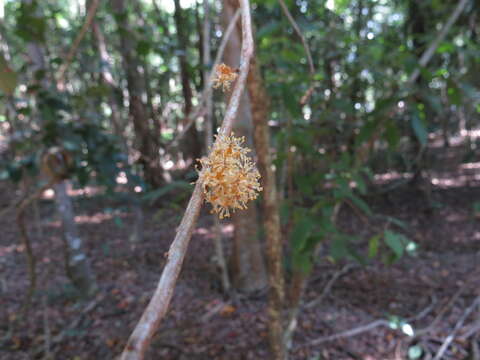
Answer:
[222,0,267,293]
[23,0,97,295]
[248,57,286,358]
[91,19,124,144]
[54,182,97,296]
[173,0,202,162]
[203,0,231,293]
[120,2,255,358]
[113,0,164,188]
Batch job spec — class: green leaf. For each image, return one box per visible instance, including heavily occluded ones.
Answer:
[384,230,405,258]
[257,21,281,39]
[330,234,348,260]
[136,40,151,57]
[291,214,320,273]
[447,80,462,105]
[0,54,17,95]
[384,119,400,149]
[348,193,372,216]
[368,234,381,258]
[423,93,443,114]
[436,42,455,54]
[291,216,314,253]
[411,112,428,146]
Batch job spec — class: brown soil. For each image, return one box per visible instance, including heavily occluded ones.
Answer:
[1,146,480,360]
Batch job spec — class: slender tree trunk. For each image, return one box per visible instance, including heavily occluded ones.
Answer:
[23,2,97,295]
[173,0,202,162]
[222,0,267,293]
[91,20,124,143]
[91,11,144,244]
[248,57,286,359]
[113,0,163,188]
[54,182,97,296]
[203,0,231,293]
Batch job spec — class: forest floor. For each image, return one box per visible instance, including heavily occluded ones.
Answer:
[1,143,480,360]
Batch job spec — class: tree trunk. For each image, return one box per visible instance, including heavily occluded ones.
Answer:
[54,182,97,296]
[173,0,202,162]
[23,2,97,295]
[248,57,286,358]
[222,0,267,293]
[203,0,231,293]
[91,20,124,143]
[113,0,164,188]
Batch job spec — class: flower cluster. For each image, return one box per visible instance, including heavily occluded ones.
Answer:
[197,133,262,219]
[212,63,238,92]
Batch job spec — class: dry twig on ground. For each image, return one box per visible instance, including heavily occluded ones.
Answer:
[305,264,358,309]
[433,296,480,360]
[299,295,436,348]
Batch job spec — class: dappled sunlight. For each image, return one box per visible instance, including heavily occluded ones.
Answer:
[116,172,128,184]
[373,171,413,185]
[41,185,104,199]
[221,223,234,235]
[2,0,479,358]
[74,212,114,224]
[45,212,123,227]
[430,173,480,188]
[195,223,234,239]
[195,227,209,235]
[68,186,104,197]
[0,244,19,257]
[430,128,480,148]
[460,162,480,170]
[43,188,55,199]
[444,213,469,223]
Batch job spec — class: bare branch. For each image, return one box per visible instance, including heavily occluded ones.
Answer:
[119,1,254,359]
[278,0,314,75]
[305,264,357,309]
[167,9,241,149]
[203,0,231,294]
[407,0,469,85]
[300,296,437,348]
[57,0,101,88]
[277,0,317,105]
[307,319,390,346]
[433,296,480,360]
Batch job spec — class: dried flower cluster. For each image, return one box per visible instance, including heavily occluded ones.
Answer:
[212,63,238,92]
[197,133,262,219]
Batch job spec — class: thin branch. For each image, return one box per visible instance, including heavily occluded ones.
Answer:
[307,319,390,346]
[119,1,254,359]
[305,264,357,309]
[278,0,314,75]
[277,0,317,105]
[32,293,105,357]
[203,0,230,293]
[414,281,469,338]
[407,0,469,85]
[56,0,101,88]
[433,296,480,360]
[300,296,437,348]
[167,9,241,149]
